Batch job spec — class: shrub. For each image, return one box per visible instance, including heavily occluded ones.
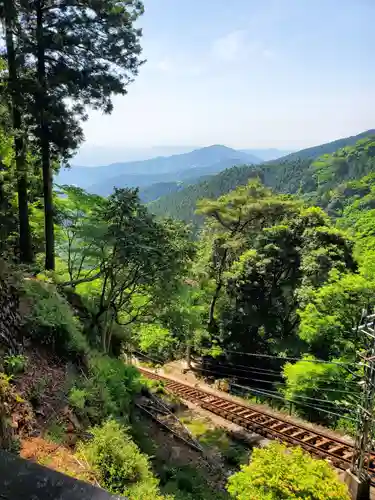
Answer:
[68,387,87,413]
[282,357,350,425]
[21,279,89,359]
[73,354,141,424]
[77,419,166,499]
[226,442,350,500]
[4,354,27,375]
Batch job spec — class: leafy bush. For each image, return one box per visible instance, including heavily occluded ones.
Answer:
[137,324,177,362]
[77,419,166,499]
[68,387,87,413]
[4,354,27,375]
[226,442,350,500]
[21,279,89,359]
[72,354,141,424]
[282,357,352,426]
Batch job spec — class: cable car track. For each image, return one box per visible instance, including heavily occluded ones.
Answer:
[138,367,375,481]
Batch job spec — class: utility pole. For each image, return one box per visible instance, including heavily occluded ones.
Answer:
[345,313,375,500]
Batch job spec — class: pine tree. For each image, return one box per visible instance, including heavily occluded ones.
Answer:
[1,0,33,263]
[17,0,144,270]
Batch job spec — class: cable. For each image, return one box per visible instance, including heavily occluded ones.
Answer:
[206,360,283,375]
[202,364,284,378]
[192,366,362,394]
[133,349,362,396]
[232,385,358,423]
[132,349,164,365]
[193,366,285,385]
[233,383,359,409]
[219,349,357,367]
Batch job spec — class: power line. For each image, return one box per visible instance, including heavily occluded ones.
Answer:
[202,364,284,378]
[232,384,358,423]
[192,366,361,393]
[231,382,359,408]
[205,360,283,374]
[219,349,357,367]
[132,349,361,397]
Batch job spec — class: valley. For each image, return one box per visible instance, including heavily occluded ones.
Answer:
[0,0,374,499]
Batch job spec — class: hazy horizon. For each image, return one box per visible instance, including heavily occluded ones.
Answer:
[74,0,375,166]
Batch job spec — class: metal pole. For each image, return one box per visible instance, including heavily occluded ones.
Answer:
[351,317,375,483]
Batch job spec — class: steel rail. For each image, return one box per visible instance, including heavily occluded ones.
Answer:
[138,367,375,481]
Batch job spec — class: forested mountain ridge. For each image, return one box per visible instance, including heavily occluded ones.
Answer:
[268,129,375,163]
[150,131,375,226]
[56,144,261,195]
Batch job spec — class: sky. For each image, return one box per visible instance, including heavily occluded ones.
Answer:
[75,0,375,165]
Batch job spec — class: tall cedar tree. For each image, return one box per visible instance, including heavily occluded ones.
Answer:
[1,0,33,263]
[17,0,144,269]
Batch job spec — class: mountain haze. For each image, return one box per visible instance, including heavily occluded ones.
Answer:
[56,145,261,196]
[241,148,294,161]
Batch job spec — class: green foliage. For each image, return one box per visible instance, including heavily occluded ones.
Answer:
[21,279,88,359]
[160,464,228,500]
[68,387,87,413]
[72,354,141,424]
[195,179,356,360]
[313,136,375,195]
[226,442,350,500]
[53,187,193,354]
[46,421,67,445]
[282,357,354,425]
[77,419,166,500]
[149,132,374,229]
[137,324,176,362]
[4,354,27,375]
[298,272,375,358]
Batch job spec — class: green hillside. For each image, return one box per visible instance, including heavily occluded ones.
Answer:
[149,131,375,227]
[270,129,375,163]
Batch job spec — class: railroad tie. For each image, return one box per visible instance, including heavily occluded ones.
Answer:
[327,444,347,455]
[302,434,317,443]
[279,425,296,434]
[290,430,306,439]
[342,451,353,461]
[315,438,331,448]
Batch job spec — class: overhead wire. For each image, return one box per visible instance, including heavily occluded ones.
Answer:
[232,383,359,409]
[217,348,358,367]
[192,366,362,392]
[230,384,358,423]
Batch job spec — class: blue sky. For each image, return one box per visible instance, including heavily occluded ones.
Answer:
[77,0,375,162]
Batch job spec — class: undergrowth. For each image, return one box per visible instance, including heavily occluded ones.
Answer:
[21,279,89,360]
[77,419,168,500]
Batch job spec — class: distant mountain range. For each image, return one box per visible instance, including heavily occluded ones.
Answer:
[149,129,375,227]
[56,145,290,197]
[57,132,375,208]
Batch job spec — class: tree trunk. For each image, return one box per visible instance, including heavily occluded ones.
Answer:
[186,344,191,369]
[4,0,33,263]
[208,247,228,333]
[36,0,54,270]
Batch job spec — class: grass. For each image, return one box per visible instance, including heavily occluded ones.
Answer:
[180,416,249,467]
[45,420,67,445]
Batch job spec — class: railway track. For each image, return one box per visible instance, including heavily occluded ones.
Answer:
[139,367,375,479]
